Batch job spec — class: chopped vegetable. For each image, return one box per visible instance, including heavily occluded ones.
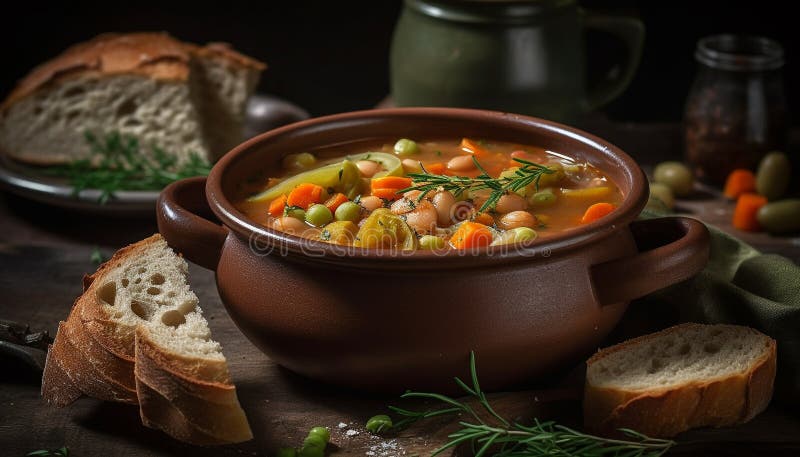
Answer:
[460,138,489,157]
[371,176,413,201]
[394,138,419,156]
[268,194,288,217]
[491,226,537,245]
[451,221,493,249]
[321,221,358,245]
[324,193,349,212]
[473,212,494,226]
[580,202,615,224]
[284,206,306,220]
[282,152,317,171]
[287,183,325,209]
[561,186,611,200]
[733,193,768,232]
[723,169,756,199]
[425,162,446,174]
[248,159,361,203]
[354,209,418,249]
[419,235,446,249]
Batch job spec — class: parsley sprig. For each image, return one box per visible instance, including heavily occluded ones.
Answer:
[387,352,675,457]
[400,157,554,212]
[45,132,211,204]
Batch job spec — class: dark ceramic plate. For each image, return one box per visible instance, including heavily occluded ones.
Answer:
[0,94,309,215]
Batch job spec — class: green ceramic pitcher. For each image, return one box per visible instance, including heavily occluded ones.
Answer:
[390,0,644,122]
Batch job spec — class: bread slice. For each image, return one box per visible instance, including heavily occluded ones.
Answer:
[0,32,264,167]
[584,323,776,438]
[41,234,252,445]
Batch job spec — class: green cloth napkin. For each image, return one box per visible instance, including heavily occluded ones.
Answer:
[630,212,800,406]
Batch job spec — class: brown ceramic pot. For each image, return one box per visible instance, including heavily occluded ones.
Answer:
[157,108,710,393]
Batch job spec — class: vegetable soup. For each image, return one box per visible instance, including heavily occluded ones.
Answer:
[235,138,623,250]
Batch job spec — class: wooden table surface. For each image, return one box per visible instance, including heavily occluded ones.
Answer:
[1,121,799,457]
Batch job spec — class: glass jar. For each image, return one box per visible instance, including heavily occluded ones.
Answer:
[684,35,788,185]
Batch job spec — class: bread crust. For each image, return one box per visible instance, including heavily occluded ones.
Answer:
[583,323,777,438]
[41,341,83,407]
[1,32,265,112]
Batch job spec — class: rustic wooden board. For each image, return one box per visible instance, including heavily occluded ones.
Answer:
[1,244,799,457]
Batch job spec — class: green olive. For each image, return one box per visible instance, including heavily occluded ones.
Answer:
[366,414,393,434]
[648,182,675,210]
[282,152,317,171]
[307,427,330,444]
[298,436,325,457]
[419,235,445,249]
[276,447,297,457]
[394,138,419,156]
[305,204,333,227]
[756,199,800,234]
[756,151,791,200]
[529,188,557,207]
[335,201,361,222]
[285,207,306,220]
[653,161,694,197]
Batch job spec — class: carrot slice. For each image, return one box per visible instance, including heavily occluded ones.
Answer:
[324,193,349,212]
[371,176,413,190]
[460,138,489,157]
[733,193,767,231]
[268,194,288,217]
[425,162,446,175]
[371,187,405,200]
[287,183,325,209]
[580,202,615,224]
[451,221,493,249]
[723,169,757,199]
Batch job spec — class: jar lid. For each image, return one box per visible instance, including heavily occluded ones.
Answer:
[695,35,784,71]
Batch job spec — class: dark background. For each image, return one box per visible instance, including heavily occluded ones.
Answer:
[1,1,796,123]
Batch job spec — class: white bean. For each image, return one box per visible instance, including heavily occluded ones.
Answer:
[431,191,456,226]
[359,195,384,211]
[494,193,528,214]
[356,160,381,178]
[390,197,416,215]
[403,200,438,235]
[402,158,422,173]
[273,216,308,234]
[447,155,476,172]
[497,211,538,230]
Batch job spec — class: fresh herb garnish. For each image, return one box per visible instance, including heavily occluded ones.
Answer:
[27,446,69,457]
[45,132,211,204]
[401,158,554,212]
[386,352,675,457]
[320,229,331,241]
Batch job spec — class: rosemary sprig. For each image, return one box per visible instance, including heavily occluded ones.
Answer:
[45,131,211,204]
[388,352,675,457]
[400,157,554,212]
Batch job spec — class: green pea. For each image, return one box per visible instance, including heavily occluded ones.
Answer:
[305,204,333,227]
[335,201,361,222]
[491,227,537,246]
[756,199,800,234]
[419,235,445,250]
[282,152,317,170]
[756,151,791,200]
[653,161,694,197]
[285,207,306,220]
[648,182,675,210]
[276,447,297,457]
[529,188,557,207]
[366,414,393,434]
[307,427,330,444]
[298,436,325,457]
[394,138,419,156]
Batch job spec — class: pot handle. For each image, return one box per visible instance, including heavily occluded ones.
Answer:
[590,217,710,306]
[157,176,227,271]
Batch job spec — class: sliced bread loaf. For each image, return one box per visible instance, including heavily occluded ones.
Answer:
[584,323,776,438]
[41,234,252,445]
[0,32,264,167]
